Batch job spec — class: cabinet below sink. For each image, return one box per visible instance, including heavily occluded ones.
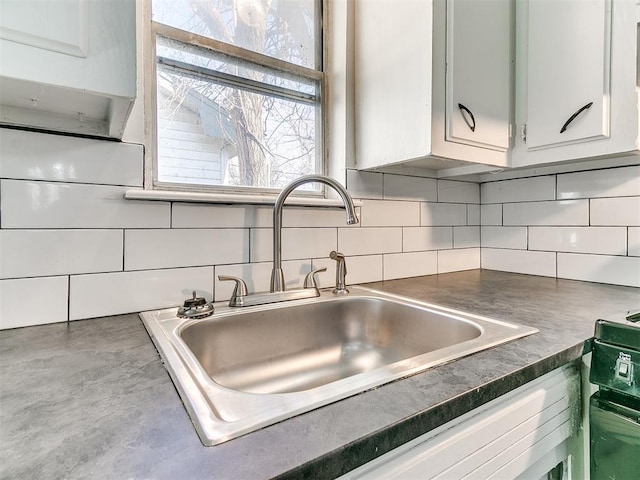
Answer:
[342,365,581,479]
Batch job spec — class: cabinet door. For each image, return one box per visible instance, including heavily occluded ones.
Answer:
[0,0,87,57]
[341,365,581,480]
[0,0,136,138]
[446,0,511,151]
[354,0,433,170]
[526,0,611,150]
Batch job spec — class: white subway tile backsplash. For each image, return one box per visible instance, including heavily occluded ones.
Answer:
[467,205,481,226]
[342,255,383,285]
[629,228,640,257]
[172,203,358,229]
[69,267,214,320]
[403,227,453,251]
[0,128,143,187]
[557,253,640,287]
[1,276,68,329]
[215,260,311,300]
[309,257,343,289]
[312,255,383,286]
[438,180,480,204]
[481,176,556,204]
[282,207,362,228]
[481,204,502,226]
[481,248,556,277]
[1,180,170,229]
[338,227,402,256]
[383,174,437,201]
[453,226,480,249]
[503,200,589,226]
[346,170,383,199]
[528,227,627,256]
[2,141,636,328]
[383,251,437,280]
[360,200,420,227]
[125,229,248,271]
[172,204,271,228]
[421,203,467,226]
[557,166,640,199]
[481,226,528,250]
[249,228,273,263]
[307,261,334,289]
[438,248,480,273]
[590,197,640,226]
[476,168,639,287]
[250,227,337,263]
[0,230,123,279]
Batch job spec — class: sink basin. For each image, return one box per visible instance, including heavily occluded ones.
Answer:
[182,296,482,394]
[140,286,537,446]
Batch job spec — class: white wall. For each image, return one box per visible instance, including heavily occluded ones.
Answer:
[0,128,481,329]
[480,164,640,287]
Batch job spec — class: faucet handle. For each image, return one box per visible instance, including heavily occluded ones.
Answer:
[303,267,327,290]
[218,275,249,307]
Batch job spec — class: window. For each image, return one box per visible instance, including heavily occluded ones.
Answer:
[150,0,323,194]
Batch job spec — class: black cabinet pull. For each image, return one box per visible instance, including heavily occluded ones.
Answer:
[458,103,476,132]
[560,102,593,133]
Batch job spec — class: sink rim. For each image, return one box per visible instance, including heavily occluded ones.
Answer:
[140,285,538,446]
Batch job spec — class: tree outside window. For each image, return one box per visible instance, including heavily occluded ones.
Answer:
[151,0,322,192]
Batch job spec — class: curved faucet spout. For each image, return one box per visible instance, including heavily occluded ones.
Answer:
[270,175,359,292]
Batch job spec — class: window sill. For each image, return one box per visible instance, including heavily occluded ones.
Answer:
[124,189,363,208]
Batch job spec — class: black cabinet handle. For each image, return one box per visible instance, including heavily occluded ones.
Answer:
[458,103,476,132]
[560,102,593,133]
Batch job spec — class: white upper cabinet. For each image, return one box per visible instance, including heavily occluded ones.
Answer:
[354,0,512,172]
[526,0,609,149]
[0,0,136,139]
[354,0,638,175]
[511,0,638,168]
[442,0,512,152]
[354,0,434,171]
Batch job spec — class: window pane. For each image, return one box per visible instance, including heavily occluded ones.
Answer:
[157,35,316,97]
[156,64,319,190]
[152,0,319,70]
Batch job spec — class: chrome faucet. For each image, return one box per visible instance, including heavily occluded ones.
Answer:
[270,174,359,292]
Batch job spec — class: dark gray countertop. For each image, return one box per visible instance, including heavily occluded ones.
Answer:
[1,270,638,480]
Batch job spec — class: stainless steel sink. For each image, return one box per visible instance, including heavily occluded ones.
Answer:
[140,286,537,446]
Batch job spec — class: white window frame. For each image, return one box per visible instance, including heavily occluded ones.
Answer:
[142,0,327,200]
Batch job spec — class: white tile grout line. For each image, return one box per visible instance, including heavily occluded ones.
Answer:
[66,275,71,323]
